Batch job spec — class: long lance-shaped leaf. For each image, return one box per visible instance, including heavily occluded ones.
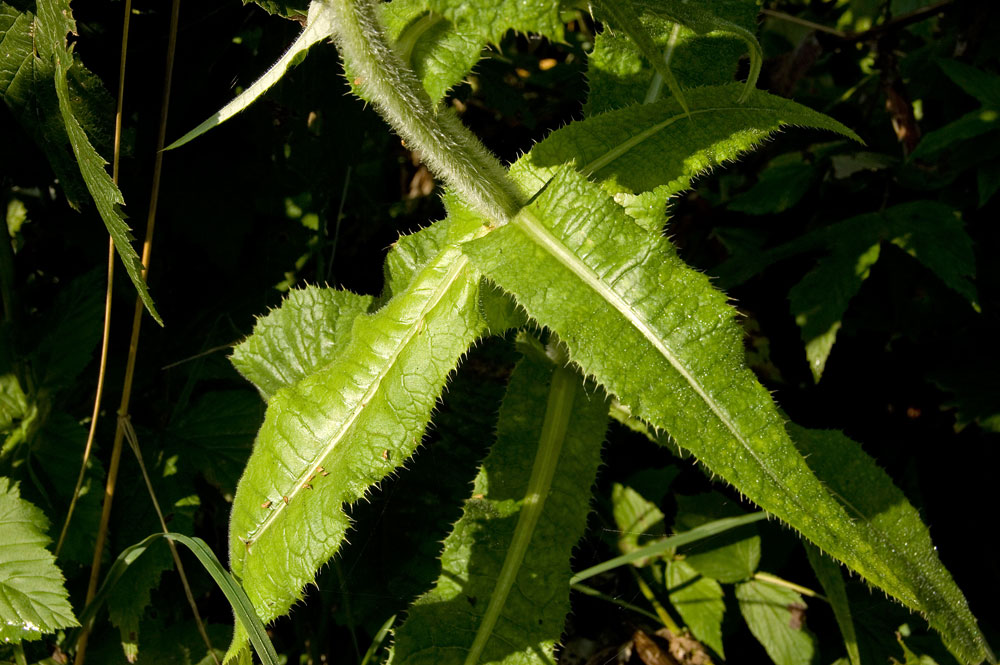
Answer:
[805,544,860,665]
[225,214,491,660]
[461,165,992,665]
[166,0,336,150]
[37,0,161,324]
[789,425,994,665]
[388,339,609,665]
[72,532,278,665]
[515,84,860,203]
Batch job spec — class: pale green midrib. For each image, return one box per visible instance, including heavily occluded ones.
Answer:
[643,23,682,105]
[241,247,478,551]
[579,105,777,177]
[394,11,444,64]
[511,206,852,556]
[463,363,578,665]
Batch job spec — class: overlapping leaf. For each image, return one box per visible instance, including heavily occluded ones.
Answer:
[388,341,608,665]
[461,165,991,664]
[426,0,563,45]
[226,214,492,658]
[736,579,816,665]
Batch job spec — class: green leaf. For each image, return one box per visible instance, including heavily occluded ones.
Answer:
[426,0,563,46]
[610,481,666,559]
[805,544,860,665]
[518,85,859,204]
[665,559,725,658]
[674,492,760,584]
[387,340,609,665]
[585,0,760,115]
[1,3,110,210]
[788,424,992,664]
[978,161,1000,207]
[590,0,689,115]
[168,0,336,151]
[0,476,78,645]
[790,226,882,383]
[788,202,977,381]
[911,108,1000,161]
[572,512,768,585]
[381,0,486,102]
[166,391,265,498]
[243,0,309,19]
[75,532,279,665]
[736,579,816,665]
[727,157,815,215]
[226,214,491,654]
[462,165,991,664]
[936,58,1000,109]
[31,0,161,324]
[230,286,374,400]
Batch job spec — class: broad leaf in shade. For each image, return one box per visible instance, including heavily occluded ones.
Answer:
[736,579,816,665]
[665,559,725,658]
[673,492,760,584]
[610,481,666,559]
[0,476,78,644]
[33,0,160,324]
[426,0,563,45]
[788,424,993,664]
[387,339,609,665]
[788,202,977,382]
[585,0,760,115]
[226,214,491,658]
[462,165,992,664]
[727,155,815,215]
[806,544,860,665]
[166,391,265,498]
[230,286,374,400]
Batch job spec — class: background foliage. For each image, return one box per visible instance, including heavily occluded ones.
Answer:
[1,0,998,664]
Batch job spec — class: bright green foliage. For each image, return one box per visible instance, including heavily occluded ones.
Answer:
[227,214,490,650]
[462,165,989,663]
[586,0,760,114]
[231,286,374,400]
[388,340,608,665]
[610,482,666,559]
[665,560,726,657]
[736,579,816,665]
[426,0,563,45]
[806,544,860,665]
[673,492,760,584]
[788,425,990,663]
[515,85,859,207]
[0,477,77,645]
[244,0,309,19]
[381,0,485,102]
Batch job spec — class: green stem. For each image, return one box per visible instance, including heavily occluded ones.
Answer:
[463,349,578,665]
[327,0,522,224]
[754,571,827,602]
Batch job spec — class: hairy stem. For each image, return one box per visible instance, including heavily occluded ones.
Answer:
[327,0,522,224]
